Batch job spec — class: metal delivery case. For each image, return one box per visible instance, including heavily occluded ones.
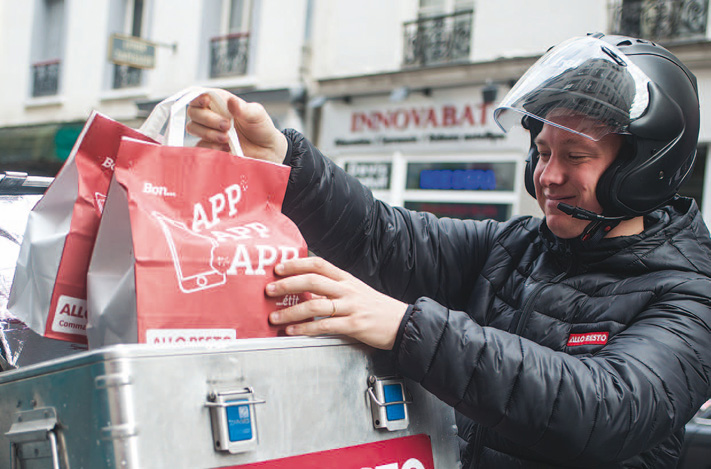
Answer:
[0,337,459,468]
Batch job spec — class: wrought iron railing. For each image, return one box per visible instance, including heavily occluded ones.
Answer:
[31,60,60,97]
[210,32,250,78]
[403,9,473,67]
[609,0,708,41]
[113,64,142,89]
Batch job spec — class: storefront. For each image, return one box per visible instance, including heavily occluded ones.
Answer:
[318,85,537,222]
[0,122,84,176]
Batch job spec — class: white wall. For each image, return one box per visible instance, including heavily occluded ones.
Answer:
[0,2,35,125]
[309,0,610,80]
[471,0,610,61]
[251,0,308,87]
[0,0,310,127]
[310,0,415,79]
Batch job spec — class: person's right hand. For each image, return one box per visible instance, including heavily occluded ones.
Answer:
[186,89,288,164]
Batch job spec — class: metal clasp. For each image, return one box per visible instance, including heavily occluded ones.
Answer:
[206,387,265,454]
[5,407,62,469]
[367,375,411,431]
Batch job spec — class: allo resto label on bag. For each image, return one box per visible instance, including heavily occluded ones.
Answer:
[112,138,309,343]
[221,434,435,469]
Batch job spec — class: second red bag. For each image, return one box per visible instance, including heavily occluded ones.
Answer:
[86,137,309,347]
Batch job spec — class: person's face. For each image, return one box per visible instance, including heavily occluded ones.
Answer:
[533,115,624,239]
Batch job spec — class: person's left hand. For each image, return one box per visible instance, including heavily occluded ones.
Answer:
[267,257,409,350]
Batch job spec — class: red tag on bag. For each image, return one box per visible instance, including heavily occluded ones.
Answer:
[87,137,309,345]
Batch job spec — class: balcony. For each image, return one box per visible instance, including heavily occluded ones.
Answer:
[609,0,708,42]
[403,9,473,68]
[113,64,142,89]
[31,60,60,97]
[210,32,250,78]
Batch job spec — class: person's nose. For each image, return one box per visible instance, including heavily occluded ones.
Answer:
[538,154,566,187]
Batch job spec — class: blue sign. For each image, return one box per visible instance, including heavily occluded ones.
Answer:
[383,384,406,421]
[226,400,253,442]
[420,169,496,191]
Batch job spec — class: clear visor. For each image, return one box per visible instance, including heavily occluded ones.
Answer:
[493,36,652,141]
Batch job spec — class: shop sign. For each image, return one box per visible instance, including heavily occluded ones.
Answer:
[320,88,509,152]
[406,162,516,192]
[345,162,391,190]
[108,34,156,69]
[404,201,511,221]
[350,102,492,133]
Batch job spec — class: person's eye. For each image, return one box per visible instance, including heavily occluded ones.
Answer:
[538,150,551,160]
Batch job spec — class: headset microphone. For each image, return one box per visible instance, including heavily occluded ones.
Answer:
[557,202,629,243]
[556,203,628,223]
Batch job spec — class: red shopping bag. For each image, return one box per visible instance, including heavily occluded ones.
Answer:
[8,113,155,344]
[86,137,309,346]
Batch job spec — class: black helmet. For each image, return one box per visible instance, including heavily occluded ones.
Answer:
[494,33,700,217]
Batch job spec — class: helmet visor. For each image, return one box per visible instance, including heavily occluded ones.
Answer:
[493,36,652,141]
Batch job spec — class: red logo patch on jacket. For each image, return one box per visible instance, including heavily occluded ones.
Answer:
[567,332,609,347]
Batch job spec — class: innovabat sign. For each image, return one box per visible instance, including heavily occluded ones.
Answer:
[350,102,494,132]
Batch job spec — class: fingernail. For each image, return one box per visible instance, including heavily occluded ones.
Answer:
[275,264,284,274]
[219,119,230,131]
[270,312,281,323]
[286,326,296,335]
[266,283,276,294]
[217,133,229,143]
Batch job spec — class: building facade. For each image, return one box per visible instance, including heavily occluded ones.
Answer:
[307,0,711,224]
[1,0,711,225]
[0,0,312,174]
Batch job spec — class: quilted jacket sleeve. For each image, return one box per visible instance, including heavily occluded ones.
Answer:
[281,129,499,307]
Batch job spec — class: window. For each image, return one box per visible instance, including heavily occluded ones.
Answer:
[340,155,519,223]
[112,0,147,89]
[418,0,474,17]
[403,160,516,221]
[30,0,65,97]
[403,0,474,67]
[209,0,253,78]
[226,0,251,33]
[610,0,708,41]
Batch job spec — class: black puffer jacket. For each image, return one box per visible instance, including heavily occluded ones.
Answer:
[281,129,711,468]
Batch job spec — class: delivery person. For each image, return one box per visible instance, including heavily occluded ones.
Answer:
[187,33,711,468]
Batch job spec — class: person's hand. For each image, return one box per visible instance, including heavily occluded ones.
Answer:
[186,89,287,164]
[267,257,409,350]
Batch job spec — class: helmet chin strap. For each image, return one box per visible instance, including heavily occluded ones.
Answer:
[557,203,629,244]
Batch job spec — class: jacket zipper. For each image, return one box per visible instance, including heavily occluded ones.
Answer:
[471,423,484,467]
[515,264,571,335]
[471,280,555,466]
[472,268,571,465]
[514,272,565,335]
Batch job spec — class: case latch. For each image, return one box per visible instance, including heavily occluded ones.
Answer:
[206,387,265,454]
[367,375,411,431]
[5,407,62,469]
